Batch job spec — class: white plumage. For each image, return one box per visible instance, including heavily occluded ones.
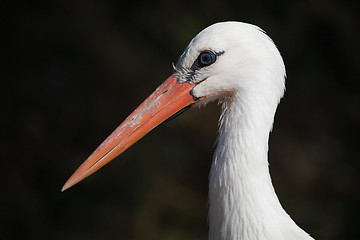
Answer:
[63,21,314,240]
[178,22,313,240]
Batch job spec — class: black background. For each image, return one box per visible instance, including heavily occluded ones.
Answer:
[3,0,360,239]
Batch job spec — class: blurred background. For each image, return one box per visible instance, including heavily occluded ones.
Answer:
[2,0,359,239]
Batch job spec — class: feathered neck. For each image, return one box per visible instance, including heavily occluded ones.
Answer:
[208,92,313,240]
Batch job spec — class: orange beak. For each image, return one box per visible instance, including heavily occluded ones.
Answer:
[62,75,204,191]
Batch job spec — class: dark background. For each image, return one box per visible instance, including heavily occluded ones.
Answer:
[2,0,359,239]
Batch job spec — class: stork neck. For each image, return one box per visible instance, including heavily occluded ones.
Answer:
[208,93,310,240]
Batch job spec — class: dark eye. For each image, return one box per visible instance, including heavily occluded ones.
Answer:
[197,51,217,68]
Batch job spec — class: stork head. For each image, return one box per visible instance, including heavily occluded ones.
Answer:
[175,22,285,106]
[62,22,286,191]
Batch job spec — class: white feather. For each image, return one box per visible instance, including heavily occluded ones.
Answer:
[175,22,313,240]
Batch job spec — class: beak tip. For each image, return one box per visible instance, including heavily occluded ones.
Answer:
[61,178,76,192]
[61,183,70,192]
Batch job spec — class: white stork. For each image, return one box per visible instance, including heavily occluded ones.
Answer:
[63,21,314,240]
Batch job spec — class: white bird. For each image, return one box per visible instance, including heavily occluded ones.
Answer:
[63,21,314,240]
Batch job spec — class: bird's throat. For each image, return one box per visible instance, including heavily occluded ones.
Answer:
[208,95,301,240]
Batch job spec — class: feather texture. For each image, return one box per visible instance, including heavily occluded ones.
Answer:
[175,22,313,240]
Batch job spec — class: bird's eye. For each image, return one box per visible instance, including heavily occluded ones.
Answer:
[197,51,217,68]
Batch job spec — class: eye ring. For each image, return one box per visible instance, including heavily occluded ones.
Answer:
[197,51,217,68]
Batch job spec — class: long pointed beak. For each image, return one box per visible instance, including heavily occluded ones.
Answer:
[62,75,203,191]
